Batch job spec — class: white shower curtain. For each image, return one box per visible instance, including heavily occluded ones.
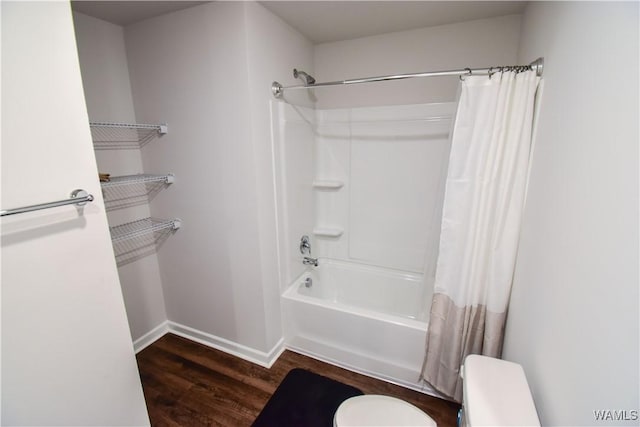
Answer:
[421,70,540,402]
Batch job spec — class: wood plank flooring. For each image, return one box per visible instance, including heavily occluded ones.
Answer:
[137,334,460,426]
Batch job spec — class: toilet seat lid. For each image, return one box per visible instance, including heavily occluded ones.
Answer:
[334,395,437,426]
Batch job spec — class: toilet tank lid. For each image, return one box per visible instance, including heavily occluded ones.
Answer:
[463,355,540,427]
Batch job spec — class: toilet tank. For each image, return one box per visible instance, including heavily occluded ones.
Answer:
[460,355,540,427]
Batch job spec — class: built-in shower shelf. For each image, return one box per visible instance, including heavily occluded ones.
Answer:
[313,227,343,237]
[109,217,181,266]
[312,180,344,190]
[90,122,167,149]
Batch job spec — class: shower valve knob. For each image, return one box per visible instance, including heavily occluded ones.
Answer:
[300,235,311,255]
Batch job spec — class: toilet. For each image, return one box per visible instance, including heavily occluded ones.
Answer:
[334,355,540,427]
[333,395,437,427]
[459,355,540,427]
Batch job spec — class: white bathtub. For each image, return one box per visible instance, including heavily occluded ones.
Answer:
[282,259,438,395]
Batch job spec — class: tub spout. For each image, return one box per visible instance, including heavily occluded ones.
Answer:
[303,257,318,267]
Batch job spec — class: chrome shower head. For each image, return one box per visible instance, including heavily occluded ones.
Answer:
[293,68,316,86]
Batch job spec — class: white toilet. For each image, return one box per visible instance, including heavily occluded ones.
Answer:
[334,394,437,427]
[333,355,540,427]
[459,355,540,427]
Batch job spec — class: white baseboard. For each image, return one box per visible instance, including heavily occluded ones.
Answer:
[133,321,169,353]
[132,320,285,368]
[167,321,285,368]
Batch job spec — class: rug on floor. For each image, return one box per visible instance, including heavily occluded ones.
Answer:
[251,368,364,427]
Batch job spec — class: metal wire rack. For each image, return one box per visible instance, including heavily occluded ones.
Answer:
[101,173,174,211]
[90,122,167,149]
[109,217,181,266]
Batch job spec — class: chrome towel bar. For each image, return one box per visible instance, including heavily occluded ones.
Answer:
[0,189,94,217]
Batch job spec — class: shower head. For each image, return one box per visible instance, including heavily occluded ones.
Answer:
[293,68,316,86]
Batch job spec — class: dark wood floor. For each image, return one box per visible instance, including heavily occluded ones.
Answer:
[137,334,460,426]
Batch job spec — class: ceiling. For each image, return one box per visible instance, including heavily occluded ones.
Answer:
[71,1,527,44]
[71,1,209,26]
[261,1,527,44]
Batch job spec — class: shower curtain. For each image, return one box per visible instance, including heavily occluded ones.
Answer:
[421,70,540,402]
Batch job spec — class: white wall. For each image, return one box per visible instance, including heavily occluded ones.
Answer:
[124,1,313,358]
[503,2,639,426]
[1,2,149,425]
[243,1,315,346]
[314,14,521,109]
[125,1,265,352]
[73,12,168,343]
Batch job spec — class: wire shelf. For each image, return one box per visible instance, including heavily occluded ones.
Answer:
[110,217,180,243]
[101,173,174,211]
[90,122,167,149]
[110,217,181,266]
[101,173,174,188]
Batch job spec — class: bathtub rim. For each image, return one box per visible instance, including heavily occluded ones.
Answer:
[282,260,429,331]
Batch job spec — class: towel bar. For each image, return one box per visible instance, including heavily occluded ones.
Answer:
[0,189,94,217]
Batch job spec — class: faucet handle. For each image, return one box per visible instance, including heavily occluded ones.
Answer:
[300,235,311,254]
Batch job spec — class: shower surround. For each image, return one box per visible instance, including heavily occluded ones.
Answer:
[273,100,455,392]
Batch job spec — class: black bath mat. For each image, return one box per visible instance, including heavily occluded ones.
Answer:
[252,368,363,427]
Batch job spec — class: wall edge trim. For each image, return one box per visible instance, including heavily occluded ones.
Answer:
[167,321,285,368]
[133,321,170,353]
[133,321,286,367]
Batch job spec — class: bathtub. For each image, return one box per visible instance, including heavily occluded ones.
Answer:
[282,259,438,395]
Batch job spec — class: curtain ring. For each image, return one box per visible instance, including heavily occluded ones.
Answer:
[459,67,472,81]
[488,66,495,79]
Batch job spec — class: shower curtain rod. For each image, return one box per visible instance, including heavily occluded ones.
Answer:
[272,57,543,99]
